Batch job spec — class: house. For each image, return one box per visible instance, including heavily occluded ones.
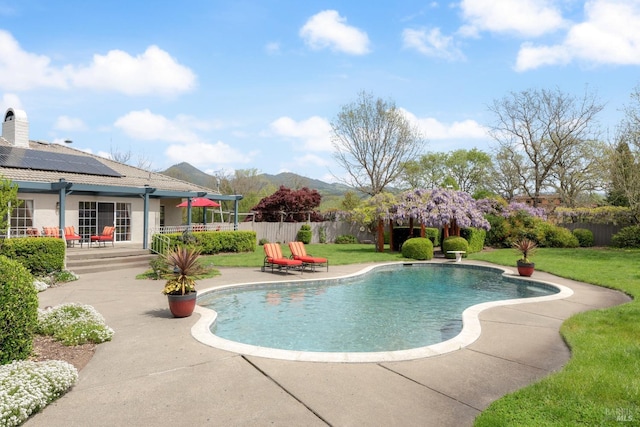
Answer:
[1,108,242,249]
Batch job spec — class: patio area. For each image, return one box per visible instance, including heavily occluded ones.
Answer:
[27,261,629,427]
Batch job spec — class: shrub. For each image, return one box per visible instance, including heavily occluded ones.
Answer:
[0,256,38,364]
[296,224,312,244]
[572,228,595,247]
[485,214,508,247]
[36,303,114,346]
[258,238,269,246]
[461,227,486,253]
[162,231,257,254]
[335,234,358,244]
[0,237,65,276]
[534,223,579,248]
[611,225,640,248]
[401,238,433,260]
[442,236,469,259]
[424,228,440,247]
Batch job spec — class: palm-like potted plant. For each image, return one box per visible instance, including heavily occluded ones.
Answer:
[162,246,204,317]
[513,238,537,277]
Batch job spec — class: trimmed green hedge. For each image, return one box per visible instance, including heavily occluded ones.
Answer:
[296,224,312,244]
[611,225,640,248]
[401,237,433,260]
[461,227,486,253]
[0,237,65,275]
[0,256,38,364]
[159,231,257,254]
[442,236,469,259]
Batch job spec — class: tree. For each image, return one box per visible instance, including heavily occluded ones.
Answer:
[487,87,603,206]
[0,176,19,237]
[489,147,525,201]
[608,86,640,222]
[444,148,492,194]
[215,168,275,215]
[110,146,154,170]
[393,188,489,238]
[551,139,607,207]
[401,152,448,190]
[331,91,425,196]
[340,191,362,211]
[606,141,633,206]
[251,186,322,222]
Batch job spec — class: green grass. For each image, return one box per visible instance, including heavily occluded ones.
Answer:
[469,248,640,426]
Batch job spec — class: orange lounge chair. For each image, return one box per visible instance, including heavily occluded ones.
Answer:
[42,226,62,238]
[289,241,329,272]
[262,243,303,274]
[90,226,115,247]
[64,226,83,247]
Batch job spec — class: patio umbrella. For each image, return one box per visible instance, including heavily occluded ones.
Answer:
[177,198,221,225]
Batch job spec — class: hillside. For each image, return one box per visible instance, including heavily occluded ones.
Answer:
[161,163,354,198]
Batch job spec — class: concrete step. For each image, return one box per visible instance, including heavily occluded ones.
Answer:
[66,248,157,275]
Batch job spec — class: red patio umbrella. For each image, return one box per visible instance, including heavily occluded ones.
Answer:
[176,198,220,208]
[177,198,221,225]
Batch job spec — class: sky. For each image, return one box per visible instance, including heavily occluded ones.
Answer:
[1,0,639,183]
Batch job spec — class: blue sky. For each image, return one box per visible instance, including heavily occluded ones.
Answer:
[1,1,639,183]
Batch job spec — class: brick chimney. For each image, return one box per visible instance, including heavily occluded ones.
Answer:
[2,108,29,148]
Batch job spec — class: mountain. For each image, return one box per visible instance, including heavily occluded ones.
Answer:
[161,163,354,197]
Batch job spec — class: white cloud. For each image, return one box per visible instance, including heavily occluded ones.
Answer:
[0,93,22,113]
[516,0,640,71]
[114,110,210,144]
[165,141,254,167]
[400,108,489,140]
[0,30,67,90]
[269,116,333,151]
[0,30,195,95]
[402,27,465,60]
[54,115,87,131]
[458,0,565,38]
[69,45,196,96]
[300,10,370,55]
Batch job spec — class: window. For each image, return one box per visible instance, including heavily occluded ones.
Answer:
[10,199,34,236]
[78,201,97,239]
[115,203,131,241]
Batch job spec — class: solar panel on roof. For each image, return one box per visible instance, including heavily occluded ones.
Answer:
[0,146,122,177]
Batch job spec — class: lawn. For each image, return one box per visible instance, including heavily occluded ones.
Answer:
[469,247,640,426]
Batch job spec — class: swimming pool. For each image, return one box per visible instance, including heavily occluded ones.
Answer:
[193,262,573,363]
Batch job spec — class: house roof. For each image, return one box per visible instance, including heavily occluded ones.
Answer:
[0,137,240,200]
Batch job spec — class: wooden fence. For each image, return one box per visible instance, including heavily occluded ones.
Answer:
[237,221,375,244]
[561,223,624,246]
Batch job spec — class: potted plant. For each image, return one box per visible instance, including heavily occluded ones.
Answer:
[162,246,204,318]
[513,238,537,277]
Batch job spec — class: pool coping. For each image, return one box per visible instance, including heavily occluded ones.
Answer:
[191,261,574,363]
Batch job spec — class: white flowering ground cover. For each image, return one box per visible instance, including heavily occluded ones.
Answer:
[36,303,114,346]
[0,301,113,426]
[0,360,78,427]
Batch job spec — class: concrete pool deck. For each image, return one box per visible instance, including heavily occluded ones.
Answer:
[28,260,630,427]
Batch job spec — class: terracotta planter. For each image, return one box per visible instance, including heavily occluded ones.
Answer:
[516,260,535,277]
[167,291,197,318]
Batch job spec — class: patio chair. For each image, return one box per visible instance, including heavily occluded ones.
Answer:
[289,241,329,272]
[90,226,115,247]
[64,226,83,247]
[42,226,62,238]
[261,243,303,274]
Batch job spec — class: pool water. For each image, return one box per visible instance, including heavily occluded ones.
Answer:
[198,264,557,353]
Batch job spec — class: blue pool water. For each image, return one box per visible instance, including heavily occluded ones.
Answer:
[198,264,558,353]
